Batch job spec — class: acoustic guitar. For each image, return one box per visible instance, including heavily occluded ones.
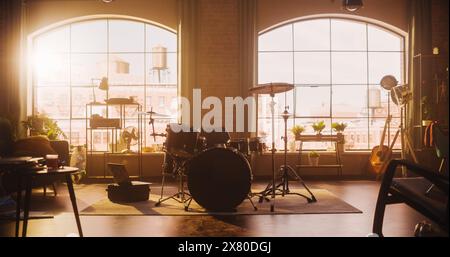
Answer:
[368,115,393,176]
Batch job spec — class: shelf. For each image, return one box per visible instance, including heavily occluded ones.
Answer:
[296,165,343,168]
[87,127,121,129]
[295,135,342,142]
[86,102,140,106]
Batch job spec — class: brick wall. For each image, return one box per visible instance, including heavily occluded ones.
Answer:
[196,0,240,99]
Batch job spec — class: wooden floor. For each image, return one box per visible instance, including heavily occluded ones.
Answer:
[0,180,436,237]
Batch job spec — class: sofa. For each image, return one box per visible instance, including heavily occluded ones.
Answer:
[0,118,70,195]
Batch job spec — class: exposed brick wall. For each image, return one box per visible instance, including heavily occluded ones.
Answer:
[196,0,240,99]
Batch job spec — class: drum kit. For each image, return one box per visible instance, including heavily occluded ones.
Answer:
[144,82,316,212]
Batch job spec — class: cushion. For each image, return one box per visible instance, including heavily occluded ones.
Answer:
[391,177,448,223]
[12,136,57,158]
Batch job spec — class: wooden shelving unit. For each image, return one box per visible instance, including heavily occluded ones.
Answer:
[295,134,344,176]
[85,102,143,178]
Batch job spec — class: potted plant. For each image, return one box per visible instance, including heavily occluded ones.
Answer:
[22,114,67,140]
[291,125,305,140]
[332,122,347,153]
[312,121,326,135]
[308,151,320,166]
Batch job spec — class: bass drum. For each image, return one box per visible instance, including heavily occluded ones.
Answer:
[186,147,252,211]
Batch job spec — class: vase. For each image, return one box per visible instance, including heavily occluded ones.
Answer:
[308,156,319,166]
[336,132,345,153]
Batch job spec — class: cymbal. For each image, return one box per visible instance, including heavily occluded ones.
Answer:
[249,82,294,95]
[138,111,171,117]
[280,111,293,118]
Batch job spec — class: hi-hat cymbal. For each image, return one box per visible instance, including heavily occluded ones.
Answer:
[280,111,293,118]
[249,82,294,95]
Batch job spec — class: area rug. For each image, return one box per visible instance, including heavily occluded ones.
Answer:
[80,187,362,216]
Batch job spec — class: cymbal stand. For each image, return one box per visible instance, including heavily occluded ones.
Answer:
[256,106,316,206]
[155,153,192,211]
[254,93,277,212]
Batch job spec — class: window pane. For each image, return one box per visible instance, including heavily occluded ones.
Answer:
[35,87,70,119]
[259,24,293,52]
[72,87,97,118]
[146,24,177,52]
[369,117,401,149]
[331,19,367,51]
[258,118,294,150]
[368,52,403,84]
[294,19,330,51]
[295,86,330,117]
[368,25,403,51]
[332,85,367,117]
[34,53,70,86]
[258,91,294,118]
[258,52,293,83]
[109,54,144,86]
[71,54,108,86]
[294,52,330,84]
[71,20,107,52]
[34,26,70,53]
[146,53,177,85]
[107,86,144,117]
[88,129,111,151]
[332,52,367,84]
[70,120,86,146]
[369,87,401,118]
[146,86,178,116]
[109,20,144,52]
[332,118,368,150]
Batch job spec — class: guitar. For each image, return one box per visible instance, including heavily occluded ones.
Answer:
[368,115,393,176]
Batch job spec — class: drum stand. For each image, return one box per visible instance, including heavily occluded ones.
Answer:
[155,154,192,211]
[256,102,316,211]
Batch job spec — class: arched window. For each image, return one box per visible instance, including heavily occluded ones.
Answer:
[257,17,406,150]
[31,18,177,149]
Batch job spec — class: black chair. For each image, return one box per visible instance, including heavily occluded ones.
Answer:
[373,159,449,236]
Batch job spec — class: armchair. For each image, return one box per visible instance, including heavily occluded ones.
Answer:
[373,159,449,236]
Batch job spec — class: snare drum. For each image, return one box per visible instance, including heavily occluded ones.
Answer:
[229,138,249,156]
[200,128,231,148]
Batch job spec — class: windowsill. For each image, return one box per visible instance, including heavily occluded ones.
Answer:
[84,150,402,156]
[259,150,402,156]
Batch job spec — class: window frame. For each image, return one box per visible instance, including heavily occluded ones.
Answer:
[27,15,178,148]
[256,15,408,151]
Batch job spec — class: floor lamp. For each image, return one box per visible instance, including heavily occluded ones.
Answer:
[380,75,419,176]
